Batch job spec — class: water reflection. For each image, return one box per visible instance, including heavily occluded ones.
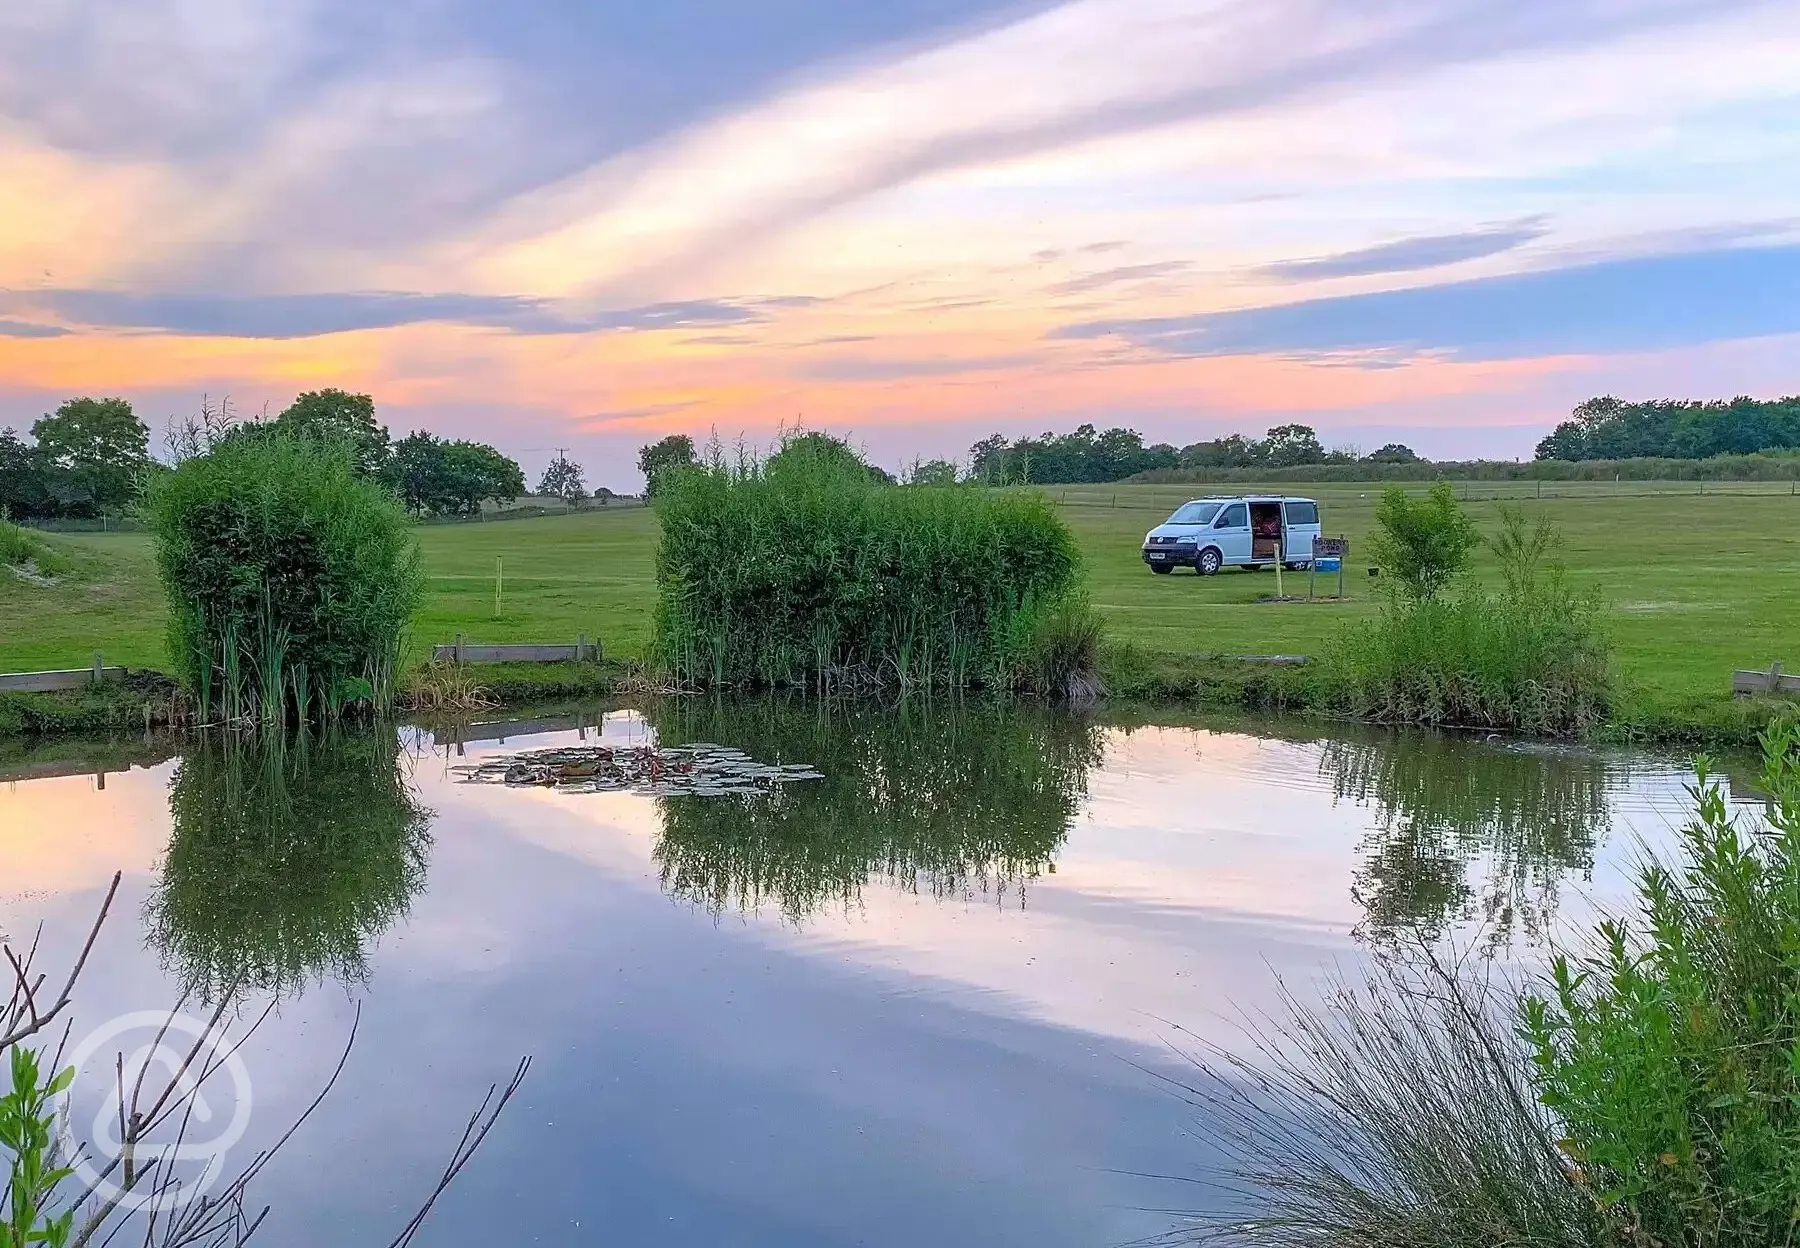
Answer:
[146,729,433,1000]
[1318,734,1610,945]
[646,699,1104,921]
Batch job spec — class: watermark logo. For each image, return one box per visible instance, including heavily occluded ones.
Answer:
[59,1011,255,1212]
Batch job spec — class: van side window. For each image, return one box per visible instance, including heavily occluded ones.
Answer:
[1285,501,1318,525]
[1215,503,1247,528]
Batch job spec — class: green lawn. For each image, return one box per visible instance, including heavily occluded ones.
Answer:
[4,482,1796,713]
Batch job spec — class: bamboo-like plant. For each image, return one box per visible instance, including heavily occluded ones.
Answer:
[144,430,422,724]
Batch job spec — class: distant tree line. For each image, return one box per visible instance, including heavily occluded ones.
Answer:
[1,389,571,522]
[964,423,1416,484]
[1535,395,1800,461]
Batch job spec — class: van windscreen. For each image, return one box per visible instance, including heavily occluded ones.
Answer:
[1168,502,1222,524]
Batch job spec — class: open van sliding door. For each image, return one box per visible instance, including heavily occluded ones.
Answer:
[1248,501,1284,565]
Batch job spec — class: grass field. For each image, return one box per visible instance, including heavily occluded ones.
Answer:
[4,481,1797,717]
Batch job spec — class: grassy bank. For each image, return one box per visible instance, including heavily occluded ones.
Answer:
[4,482,1796,740]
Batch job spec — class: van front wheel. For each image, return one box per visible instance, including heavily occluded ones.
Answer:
[1196,547,1222,577]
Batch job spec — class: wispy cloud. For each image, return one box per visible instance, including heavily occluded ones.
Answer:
[800,352,1039,380]
[0,319,69,339]
[1052,260,1190,294]
[477,0,1757,294]
[0,290,768,339]
[1054,244,1800,360]
[1259,219,1547,281]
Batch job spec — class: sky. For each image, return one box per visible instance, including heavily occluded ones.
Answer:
[3,0,1799,489]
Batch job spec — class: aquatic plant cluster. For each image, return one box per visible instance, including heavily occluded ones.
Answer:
[455,742,824,795]
[1189,722,1800,1248]
[145,431,423,724]
[649,433,1099,694]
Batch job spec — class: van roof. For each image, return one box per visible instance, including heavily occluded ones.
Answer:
[1183,495,1318,504]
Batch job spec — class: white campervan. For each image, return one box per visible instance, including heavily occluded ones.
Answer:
[1140,495,1323,576]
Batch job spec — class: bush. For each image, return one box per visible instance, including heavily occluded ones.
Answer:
[1322,508,1610,736]
[0,517,65,575]
[145,431,423,723]
[651,434,1089,691]
[1522,723,1800,1245]
[1368,482,1479,598]
[1321,577,1610,736]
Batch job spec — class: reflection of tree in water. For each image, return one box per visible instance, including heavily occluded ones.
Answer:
[147,731,433,1001]
[1320,734,1612,947]
[647,699,1103,921]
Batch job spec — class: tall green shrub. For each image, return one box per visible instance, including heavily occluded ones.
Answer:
[1368,482,1479,599]
[146,432,423,722]
[651,436,1088,691]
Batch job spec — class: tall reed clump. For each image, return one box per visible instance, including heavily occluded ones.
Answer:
[1322,500,1610,736]
[651,435,1095,694]
[1177,722,1800,1248]
[145,431,423,724]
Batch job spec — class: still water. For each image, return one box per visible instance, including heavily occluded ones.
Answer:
[0,703,1738,1245]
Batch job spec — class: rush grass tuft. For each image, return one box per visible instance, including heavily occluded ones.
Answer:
[651,435,1094,693]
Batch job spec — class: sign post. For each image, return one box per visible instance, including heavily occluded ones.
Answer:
[1311,536,1349,599]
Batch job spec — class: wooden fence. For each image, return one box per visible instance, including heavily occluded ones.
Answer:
[430,635,602,664]
[0,654,124,693]
[1733,663,1799,698]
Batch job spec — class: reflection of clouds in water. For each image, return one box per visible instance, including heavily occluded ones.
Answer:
[0,759,177,898]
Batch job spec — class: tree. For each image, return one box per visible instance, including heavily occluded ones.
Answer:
[1261,423,1327,468]
[31,396,150,513]
[386,432,525,517]
[1366,443,1421,464]
[968,434,1010,483]
[766,431,891,484]
[638,434,697,497]
[1368,483,1479,599]
[1534,393,1800,461]
[908,458,960,486]
[275,389,390,476]
[0,429,55,518]
[1180,434,1263,470]
[538,455,587,503]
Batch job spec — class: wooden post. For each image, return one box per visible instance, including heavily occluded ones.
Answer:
[1273,539,1284,598]
[92,651,103,685]
[494,557,503,619]
[1771,662,1786,695]
[454,632,465,663]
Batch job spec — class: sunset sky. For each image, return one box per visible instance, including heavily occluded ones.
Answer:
[4,0,1799,489]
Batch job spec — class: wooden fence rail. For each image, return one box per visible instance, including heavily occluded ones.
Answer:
[1732,663,1799,698]
[431,635,602,665]
[0,654,124,693]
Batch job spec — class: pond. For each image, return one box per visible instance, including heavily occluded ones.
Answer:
[0,703,1743,1246]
